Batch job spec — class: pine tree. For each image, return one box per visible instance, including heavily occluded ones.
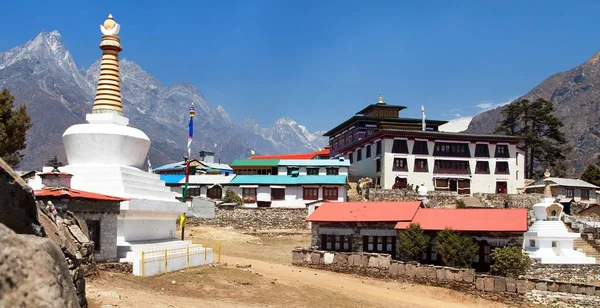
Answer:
[495,98,568,179]
[581,154,600,186]
[0,89,32,167]
[397,223,430,261]
[436,228,478,268]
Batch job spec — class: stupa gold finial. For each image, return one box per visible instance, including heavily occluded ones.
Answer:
[92,14,123,115]
[378,93,384,104]
[543,169,552,197]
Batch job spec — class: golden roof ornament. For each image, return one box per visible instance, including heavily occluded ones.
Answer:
[378,93,384,104]
[100,14,120,36]
[92,14,124,115]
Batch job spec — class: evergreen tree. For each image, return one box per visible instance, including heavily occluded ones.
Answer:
[495,98,568,179]
[397,223,430,261]
[0,89,32,167]
[436,228,478,268]
[581,154,600,186]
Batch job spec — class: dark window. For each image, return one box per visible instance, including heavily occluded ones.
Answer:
[433,160,470,174]
[363,236,396,254]
[326,168,339,175]
[271,188,285,200]
[188,187,201,197]
[303,187,319,200]
[435,178,449,190]
[433,142,471,157]
[412,140,429,155]
[242,188,257,203]
[323,187,338,200]
[207,186,222,199]
[392,140,409,154]
[475,144,490,157]
[393,158,408,171]
[321,234,352,252]
[357,149,362,161]
[495,162,509,174]
[475,161,490,174]
[414,159,428,172]
[349,152,353,164]
[307,168,319,175]
[495,145,510,158]
[376,159,381,172]
[86,220,101,252]
[581,189,590,200]
[287,167,299,175]
[366,145,371,158]
[376,140,382,155]
[565,188,574,198]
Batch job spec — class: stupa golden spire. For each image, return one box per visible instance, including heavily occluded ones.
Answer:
[543,169,552,198]
[378,93,384,104]
[92,14,124,115]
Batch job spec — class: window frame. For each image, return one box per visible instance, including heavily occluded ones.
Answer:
[376,159,381,172]
[357,148,362,161]
[414,158,428,172]
[393,158,408,171]
[475,161,490,174]
[366,145,371,158]
[376,140,382,155]
[306,168,319,175]
[565,188,574,198]
[475,144,490,157]
[242,188,257,203]
[433,142,471,157]
[323,187,338,201]
[271,188,285,200]
[412,140,429,155]
[581,189,590,201]
[326,167,339,175]
[391,139,409,154]
[303,187,319,200]
[494,144,510,158]
[495,161,509,174]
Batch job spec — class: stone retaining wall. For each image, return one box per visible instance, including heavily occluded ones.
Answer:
[526,264,600,285]
[292,249,600,303]
[473,193,542,208]
[191,207,308,230]
[367,189,456,208]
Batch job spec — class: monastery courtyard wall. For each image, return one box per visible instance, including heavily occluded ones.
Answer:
[191,207,308,230]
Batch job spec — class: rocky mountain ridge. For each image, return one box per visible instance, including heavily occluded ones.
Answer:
[0,31,327,170]
[466,51,600,176]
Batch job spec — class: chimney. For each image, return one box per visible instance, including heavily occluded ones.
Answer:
[199,150,215,163]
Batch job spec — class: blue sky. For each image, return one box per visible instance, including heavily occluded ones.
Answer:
[2,1,600,132]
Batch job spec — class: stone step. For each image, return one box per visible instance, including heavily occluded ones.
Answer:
[460,196,484,207]
[573,238,600,259]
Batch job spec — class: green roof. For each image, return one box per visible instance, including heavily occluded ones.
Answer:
[229,175,347,185]
[230,159,280,167]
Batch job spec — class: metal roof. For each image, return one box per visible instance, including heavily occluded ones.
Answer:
[395,208,528,232]
[306,201,421,222]
[160,174,234,185]
[278,159,350,167]
[228,175,347,185]
[230,159,280,167]
[526,177,600,189]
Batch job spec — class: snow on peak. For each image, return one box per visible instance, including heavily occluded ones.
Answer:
[274,117,297,126]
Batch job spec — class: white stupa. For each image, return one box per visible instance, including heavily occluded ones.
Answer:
[31,14,211,275]
[523,170,595,264]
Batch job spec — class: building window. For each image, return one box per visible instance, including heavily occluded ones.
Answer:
[393,158,408,171]
[529,239,536,247]
[376,140,382,155]
[495,162,509,174]
[366,145,371,158]
[392,139,409,154]
[565,188,574,198]
[349,152,353,164]
[357,149,362,161]
[323,187,338,200]
[242,188,257,203]
[86,220,101,252]
[433,142,471,157]
[270,188,285,200]
[321,234,351,252]
[307,168,319,175]
[495,145,510,158]
[433,160,470,174]
[414,159,428,172]
[363,236,396,254]
[475,161,490,174]
[287,167,299,175]
[303,187,319,200]
[207,186,222,199]
[581,189,590,201]
[376,159,381,172]
[552,241,558,248]
[474,144,490,157]
[412,140,429,155]
[187,187,201,197]
[326,168,339,175]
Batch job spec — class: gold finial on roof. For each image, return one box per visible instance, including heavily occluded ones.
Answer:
[378,93,384,104]
[103,14,116,30]
[543,169,552,198]
[544,169,550,179]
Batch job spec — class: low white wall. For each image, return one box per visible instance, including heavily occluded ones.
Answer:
[132,246,213,276]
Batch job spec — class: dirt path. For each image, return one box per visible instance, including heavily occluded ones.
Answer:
[222,255,507,308]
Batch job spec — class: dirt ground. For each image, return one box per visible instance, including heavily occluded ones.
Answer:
[87,226,513,308]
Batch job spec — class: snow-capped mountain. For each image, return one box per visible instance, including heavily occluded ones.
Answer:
[0,30,327,169]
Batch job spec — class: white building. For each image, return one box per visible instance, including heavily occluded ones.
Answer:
[227,158,349,207]
[525,177,599,204]
[324,94,525,194]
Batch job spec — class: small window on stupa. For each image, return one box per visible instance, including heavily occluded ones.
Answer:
[529,239,536,247]
[551,210,557,216]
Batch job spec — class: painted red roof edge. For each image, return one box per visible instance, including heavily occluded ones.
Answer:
[306,201,422,222]
[250,148,330,160]
[394,208,528,232]
[35,188,129,201]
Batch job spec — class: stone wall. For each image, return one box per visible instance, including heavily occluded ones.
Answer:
[367,189,456,208]
[191,207,308,230]
[526,264,600,284]
[473,193,542,208]
[77,212,118,262]
[292,249,600,306]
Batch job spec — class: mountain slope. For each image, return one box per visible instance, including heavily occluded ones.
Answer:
[0,31,326,170]
[466,52,600,175]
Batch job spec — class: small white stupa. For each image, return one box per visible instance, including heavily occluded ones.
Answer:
[32,14,211,275]
[523,170,595,264]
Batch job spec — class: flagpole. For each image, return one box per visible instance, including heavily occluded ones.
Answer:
[180,103,195,241]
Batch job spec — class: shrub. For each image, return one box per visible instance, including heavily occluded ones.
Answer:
[223,189,242,205]
[490,246,531,277]
[455,199,467,208]
[398,223,430,261]
[436,228,478,268]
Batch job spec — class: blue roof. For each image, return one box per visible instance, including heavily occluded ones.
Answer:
[278,159,350,167]
[154,160,232,172]
[229,175,347,185]
[160,174,186,184]
[154,161,184,172]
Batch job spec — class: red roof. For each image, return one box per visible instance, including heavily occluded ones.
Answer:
[250,148,330,160]
[395,208,528,232]
[35,188,129,201]
[306,201,421,222]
